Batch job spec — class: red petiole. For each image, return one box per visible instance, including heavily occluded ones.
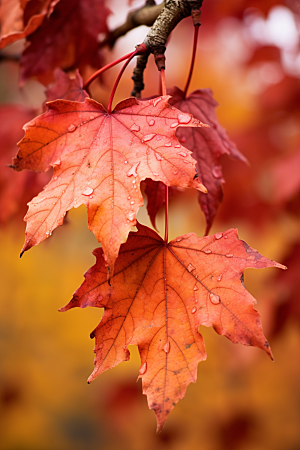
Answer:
[183,24,200,98]
[160,68,169,244]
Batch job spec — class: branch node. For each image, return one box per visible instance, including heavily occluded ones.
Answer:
[154,53,166,71]
[191,8,201,26]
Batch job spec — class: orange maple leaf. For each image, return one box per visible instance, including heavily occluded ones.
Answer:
[61,222,285,431]
[14,96,207,272]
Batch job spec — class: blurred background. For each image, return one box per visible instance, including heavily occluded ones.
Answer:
[1,0,300,449]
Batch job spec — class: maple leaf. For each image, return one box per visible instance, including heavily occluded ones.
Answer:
[45,68,89,102]
[61,222,285,431]
[0,104,50,225]
[14,95,207,272]
[168,87,247,234]
[20,0,110,84]
[0,0,59,50]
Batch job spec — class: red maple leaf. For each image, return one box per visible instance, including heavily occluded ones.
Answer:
[20,0,110,83]
[144,178,176,229]
[61,222,285,431]
[45,68,88,102]
[14,95,207,272]
[0,104,50,225]
[168,87,247,234]
[0,0,59,50]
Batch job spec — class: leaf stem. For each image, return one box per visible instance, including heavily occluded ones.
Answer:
[107,51,137,114]
[160,68,167,96]
[83,51,136,91]
[160,68,169,243]
[183,24,200,98]
[164,184,169,244]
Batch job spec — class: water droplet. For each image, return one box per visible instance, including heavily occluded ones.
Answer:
[89,195,93,199]
[163,341,170,353]
[175,144,181,148]
[183,160,189,164]
[217,274,223,282]
[127,196,131,200]
[155,153,163,161]
[177,152,187,157]
[191,306,197,314]
[68,124,76,132]
[124,160,128,164]
[212,166,222,179]
[142,133,156,142]
[82,187,94,196]
[170,122,178,128]
[153,97,162,107]
[127,211,135,221]
[226,254,234,258]
[153,172,159,176]
[224,235,228,239]
[156,135,162,141]
[149,119,155,126]
[164,142,172,147]
[130,200,134,205]
[179,136,186,143]
[139,362,147,375]
[178,113,191,124]
[204,249,212,254]
[90,115,94,119]
[53,176,57,181]
[215,232,223,240]
[130,123,140,132]
[187,263,195,272]
[53,159,61,166]
[176,237,182,242]
[173,171,178,175]
[209,293,220,304]
[127,162,140,177]
[194,284,198,291]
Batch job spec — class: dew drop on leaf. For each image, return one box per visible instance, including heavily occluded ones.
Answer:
[127,162,140,177]
[174,144,181,148]
[177,152,187,157]
[178,113,191,124]
[139,362,147,375]
[204,249,212,254]
[155,153,163,161]
[153,172,159,176]
[153,97,162,107]
[209,293,220,304]
[68,124,76,132]
[130,200,134,205]
[142,133,156,142]
[149,119,155,126]
[164,142,172,147]
[82,187,94,196]
[124,160,128,164]
[226,254,234,258]
[215,232,223,240]
[53,159,61,166]
[187,263,195,272]
[130,123,140,132]
[191,306,197,314]
[163,341,170,353]
[170,122,178,128]
[127,211,135,221]
[194,284,198,291]
[217,274,223,282]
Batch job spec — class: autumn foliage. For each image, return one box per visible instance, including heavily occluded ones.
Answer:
[1,0,298,435]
